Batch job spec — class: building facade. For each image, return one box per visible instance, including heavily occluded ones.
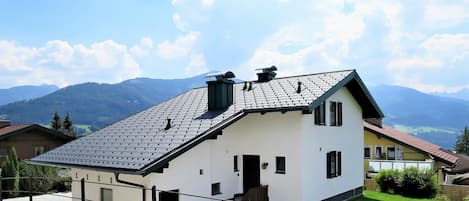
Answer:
[31,69,383,201]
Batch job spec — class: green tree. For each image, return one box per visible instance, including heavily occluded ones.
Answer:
[63,113,73,130]
[455,126,469,155]
[50,112,62,131]
[1,147,20,197]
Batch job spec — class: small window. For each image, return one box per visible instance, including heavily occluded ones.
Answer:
[100,188,113,201]
[364,147,371,159]
[160,189,179,201]
[211,183,221,195]
[234,156,239,172]
[330,101,343,126]
[314,101,326,125]
[387,147,396,160]
[327,151,342,178]
[34,146,46,156]
[0,147,8,157]
[276,156,286,174]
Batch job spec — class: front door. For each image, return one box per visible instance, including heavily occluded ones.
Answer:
[243,155,260,193]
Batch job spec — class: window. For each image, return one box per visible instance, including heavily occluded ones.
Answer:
[159,189,179,201]
[327,151,342,178]
[375,146,382,159]
[34,146,46,156]
[275,156,286,174]
[387,147,396,160]
[100,188,113,201]
[211,183,221,195]
[330,101,343,126]
[234,156,239,172]
[0,147,8,157]
[364,147,371,159]
[314,101,326,125]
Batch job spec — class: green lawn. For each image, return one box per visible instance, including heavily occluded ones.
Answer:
[351,190,444,201]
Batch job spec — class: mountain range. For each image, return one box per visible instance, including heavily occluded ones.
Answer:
[0,85,58,105]
[0,75,207,132]
[0,74,468,149]
[369,85,469,149]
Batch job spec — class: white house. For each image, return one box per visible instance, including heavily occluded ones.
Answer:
[30,67,383,201]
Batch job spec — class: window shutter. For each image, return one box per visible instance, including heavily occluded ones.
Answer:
[337,151,342,176]
[314,107,320,125]
[234,155,238,172]
[321,102,326,125]
[326,152,331,178]
[337,102,342,126]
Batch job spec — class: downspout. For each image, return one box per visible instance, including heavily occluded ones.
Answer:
[115,173,146,201]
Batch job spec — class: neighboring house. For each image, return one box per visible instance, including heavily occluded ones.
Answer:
[0,120,75,163]
[30,68,383,201]
[363,121,467,183]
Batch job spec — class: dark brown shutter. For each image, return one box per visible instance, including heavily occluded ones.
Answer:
[320,102,325,125]
[314,107,320,125]
[326,152,332,178]
[338,102,343,126]
[337,151,342,176]
[234,155,238,172]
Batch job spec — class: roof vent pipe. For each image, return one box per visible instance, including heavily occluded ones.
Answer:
[206,71,236,111]
[256,66,277,82]
[165,119,172,130]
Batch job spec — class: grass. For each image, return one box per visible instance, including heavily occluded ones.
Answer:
[351,190,445,201]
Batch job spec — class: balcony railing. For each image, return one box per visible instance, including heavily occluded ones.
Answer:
[368,160,433,173]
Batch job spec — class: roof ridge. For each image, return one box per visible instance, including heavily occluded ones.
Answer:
[191,69,355,89]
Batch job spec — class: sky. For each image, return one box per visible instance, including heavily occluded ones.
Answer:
[0,0,469,93]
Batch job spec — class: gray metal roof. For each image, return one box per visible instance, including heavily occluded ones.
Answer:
[30,69,383,174]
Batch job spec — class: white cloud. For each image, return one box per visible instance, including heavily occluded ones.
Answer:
[387,57,442,71]
[185,54,209,76]
[130,37,154,57]
[201,0,215,8]
[0,39,142,87]
[157,32,200,59]
[172,13,187,32]
[423,3,469,29]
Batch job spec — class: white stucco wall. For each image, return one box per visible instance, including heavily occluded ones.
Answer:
[70,87,364,201]
[300,87,364,200]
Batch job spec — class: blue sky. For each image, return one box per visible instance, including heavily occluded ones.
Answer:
[0,0,468,93]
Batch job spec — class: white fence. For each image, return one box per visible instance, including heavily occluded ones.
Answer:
[368,160,433,172]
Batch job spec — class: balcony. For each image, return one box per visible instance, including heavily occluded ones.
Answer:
[368,159,434,173]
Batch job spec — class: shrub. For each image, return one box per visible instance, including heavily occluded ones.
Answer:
[18,161,60,193]
[400,167,437,198]
[374,167,438,198]
[375,169,400,193]
[1,147,20,198]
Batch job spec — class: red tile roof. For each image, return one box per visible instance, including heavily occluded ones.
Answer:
[0,124,32,136]
[364,121,459,165]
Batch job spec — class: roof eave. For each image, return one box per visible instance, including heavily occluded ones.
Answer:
[0,124,75,141]
[308,70,384,118]
[26,159,142,175]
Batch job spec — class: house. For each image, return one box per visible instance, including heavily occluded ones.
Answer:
[363,120,467,183]
[0,120,75,163]
[30,68,383,201]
